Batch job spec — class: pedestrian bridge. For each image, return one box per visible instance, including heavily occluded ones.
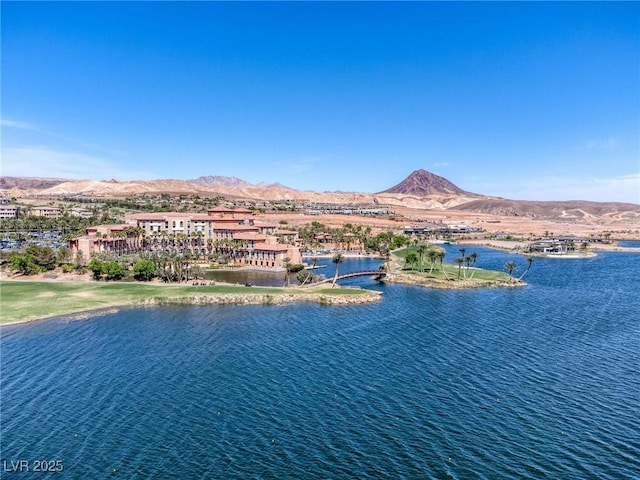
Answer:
[306,270,386,286]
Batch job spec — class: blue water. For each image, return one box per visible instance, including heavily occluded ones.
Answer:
[1,250,639,478]
[618,240,640,248]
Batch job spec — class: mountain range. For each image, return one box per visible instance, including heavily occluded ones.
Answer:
[1,170,638,221]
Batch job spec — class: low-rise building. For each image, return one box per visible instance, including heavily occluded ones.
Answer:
[70,208,300,268]
[0,205,20,219]
[30,206,63,218]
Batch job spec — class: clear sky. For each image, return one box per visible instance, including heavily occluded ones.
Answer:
[2,1,639,203]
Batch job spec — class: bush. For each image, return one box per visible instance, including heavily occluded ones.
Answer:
[61,263,75,273]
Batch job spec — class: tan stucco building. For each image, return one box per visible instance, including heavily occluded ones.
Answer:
[69,207,301,269]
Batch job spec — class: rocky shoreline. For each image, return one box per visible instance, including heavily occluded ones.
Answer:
[384,272,524,289]
[143,290,383,307]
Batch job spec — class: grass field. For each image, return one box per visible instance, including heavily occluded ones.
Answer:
[392,248,513,283]
[0,281,374,326]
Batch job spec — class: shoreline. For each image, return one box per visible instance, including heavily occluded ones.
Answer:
[0,279,382,327]
[456,239,640,256]
[384,271,526,289]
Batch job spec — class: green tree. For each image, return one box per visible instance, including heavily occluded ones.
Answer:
[103,260,125,281]
[297,269,322,286]
[133,259,157,281]
[286,263,305,286]
[56,246,72,265]
[11,254,42,275]
[404,252,418,271]
[88,259,104,280]
[25,245,57,270]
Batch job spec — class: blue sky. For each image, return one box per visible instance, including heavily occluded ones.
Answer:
[2,1,639,203]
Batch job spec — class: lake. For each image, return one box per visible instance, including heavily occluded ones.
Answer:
[1,248,639,478]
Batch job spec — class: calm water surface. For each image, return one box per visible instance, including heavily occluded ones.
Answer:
[1,249,639,478]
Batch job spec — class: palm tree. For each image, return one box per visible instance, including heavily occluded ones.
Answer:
[427,250,438,274]
[455,257,465,280]
[283,256,291,286]
[463,256,471,279]
[331,252,344,287]
[416,243,428,273]
[405,252,418,271]
[518,257,534,281]
[468,252,478,279]
[438,251,449,280]
[505,261,517,281]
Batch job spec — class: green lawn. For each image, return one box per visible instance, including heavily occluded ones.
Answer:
[0,281,371,325]
[393,248,512,283]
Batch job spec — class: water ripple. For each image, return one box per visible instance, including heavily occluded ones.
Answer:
[1,252,639,478]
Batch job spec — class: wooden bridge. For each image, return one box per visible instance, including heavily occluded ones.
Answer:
[306,270,386,286]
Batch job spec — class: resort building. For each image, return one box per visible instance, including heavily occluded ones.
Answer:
[69,207,301,268]
[0,205,20,219]
[29,206,63,218]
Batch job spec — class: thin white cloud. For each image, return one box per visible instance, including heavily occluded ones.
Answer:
[278,155,324,175]
[586,136,620,151]
[1,118,43,132]
[488,174,640,204]
[2,117,128,157]
[0,146,153,180]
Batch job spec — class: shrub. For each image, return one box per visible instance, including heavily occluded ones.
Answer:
[61,263,75,273]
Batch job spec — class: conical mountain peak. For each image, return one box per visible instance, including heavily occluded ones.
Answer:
[380,169,471,196]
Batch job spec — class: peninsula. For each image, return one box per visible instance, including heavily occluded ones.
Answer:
[0,279,381,326]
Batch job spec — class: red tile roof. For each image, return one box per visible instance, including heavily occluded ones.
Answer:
[233,233,267,241]
[253,244,290,252]
[213,225,259,232]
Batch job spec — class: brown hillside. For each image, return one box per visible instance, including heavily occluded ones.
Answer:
[450,198,640,221]
[380,169,475,197]
[0,176,71,189]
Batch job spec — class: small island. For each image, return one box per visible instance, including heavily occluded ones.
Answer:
[383,244,528,289]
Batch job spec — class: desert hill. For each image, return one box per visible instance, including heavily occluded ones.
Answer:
[0,176,70,190]
[380,169,475,197]
[449,198,640,221]
[189,175,251,188]
[1,171,638,223]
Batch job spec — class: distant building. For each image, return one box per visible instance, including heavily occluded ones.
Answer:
[70,208,93,218]
[0,205,20,219]
[404,223,483,236]
[29,206,62,218]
